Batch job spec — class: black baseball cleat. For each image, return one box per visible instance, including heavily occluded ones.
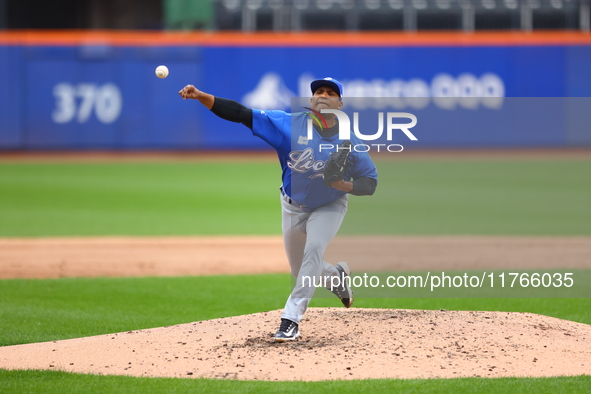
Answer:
[274,318,300,342]
[332,262,354,308]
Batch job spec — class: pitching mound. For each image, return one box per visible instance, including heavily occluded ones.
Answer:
[0,308,589,381]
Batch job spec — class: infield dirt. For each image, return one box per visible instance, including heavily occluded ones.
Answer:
[1,235,590,279]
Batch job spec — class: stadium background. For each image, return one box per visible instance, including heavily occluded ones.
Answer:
[0,0,590,391]
[1,0,591,150]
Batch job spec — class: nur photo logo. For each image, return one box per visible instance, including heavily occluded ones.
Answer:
[304,108,418,152]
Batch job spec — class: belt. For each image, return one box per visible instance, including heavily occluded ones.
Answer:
[280,186,313,213]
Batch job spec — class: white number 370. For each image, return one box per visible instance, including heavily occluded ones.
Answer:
[52,83,122,124]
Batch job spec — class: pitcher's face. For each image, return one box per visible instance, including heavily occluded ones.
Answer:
[310,86,343,113]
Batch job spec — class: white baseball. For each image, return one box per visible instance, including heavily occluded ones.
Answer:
[155,65,169,79]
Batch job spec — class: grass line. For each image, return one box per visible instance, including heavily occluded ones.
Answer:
[1,369,590,394]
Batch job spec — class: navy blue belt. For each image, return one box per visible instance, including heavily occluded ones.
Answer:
[280,186,313,213]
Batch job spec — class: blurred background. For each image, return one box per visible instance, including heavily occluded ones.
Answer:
[1,0,589,31]
[0,0,590,151]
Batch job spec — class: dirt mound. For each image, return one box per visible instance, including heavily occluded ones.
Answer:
[0,308,589,381]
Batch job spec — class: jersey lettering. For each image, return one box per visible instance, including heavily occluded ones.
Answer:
[287,148,325,178]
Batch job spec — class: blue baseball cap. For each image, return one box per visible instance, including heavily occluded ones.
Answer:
[310,77,344,97]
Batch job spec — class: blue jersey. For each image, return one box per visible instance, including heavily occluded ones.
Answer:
[251,109,378,209]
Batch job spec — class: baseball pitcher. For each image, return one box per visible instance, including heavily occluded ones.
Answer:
[179,77,377,342]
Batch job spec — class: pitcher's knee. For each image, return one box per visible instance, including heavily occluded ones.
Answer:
[304,239,328,255]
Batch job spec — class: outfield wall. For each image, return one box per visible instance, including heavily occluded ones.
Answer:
[1,31,590,150]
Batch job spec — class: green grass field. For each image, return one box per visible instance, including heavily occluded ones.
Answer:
[2,276,590,347]
[0,158,589,393]
[0,159,589,236]
[2,370,589,394]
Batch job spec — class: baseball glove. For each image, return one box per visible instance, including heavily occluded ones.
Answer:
[323,140,352,187]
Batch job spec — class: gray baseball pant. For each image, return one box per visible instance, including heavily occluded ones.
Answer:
[280,193,348,324]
